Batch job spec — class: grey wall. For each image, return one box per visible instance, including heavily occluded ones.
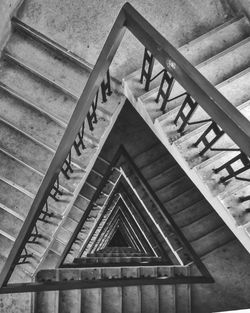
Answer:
[191,239,250,313]
[0,0,23,51]
[228,0,250,19]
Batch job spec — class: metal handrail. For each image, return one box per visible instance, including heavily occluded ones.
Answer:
[1,2,250,288]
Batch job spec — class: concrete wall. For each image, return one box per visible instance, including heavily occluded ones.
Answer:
[104,103,250,313]
[0,0,23,52]
[191,239,250,313]
[228,0,250,20]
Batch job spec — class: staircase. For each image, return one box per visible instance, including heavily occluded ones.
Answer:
[0,16,122,281]
[124,14,250,248]
[34,265,191,313]
[1,2,250,313]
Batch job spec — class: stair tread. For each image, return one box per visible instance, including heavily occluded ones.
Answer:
[148,164,184,191]
[191,225,235,257]
[181,211,223,242]
[6,30,89,97]
[124,16,250,99]
[0,59,77,122]
[220,183,250,226]
[12,16,93,72]
[0,87,65,149]
[0,148,43,195]
[164,187,203,214]
[172,200,212,228]
[0,116,53,174]
[159,67,250,148]
[0,178,33,219]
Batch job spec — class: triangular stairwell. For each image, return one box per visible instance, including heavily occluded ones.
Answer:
[0,2,250,313]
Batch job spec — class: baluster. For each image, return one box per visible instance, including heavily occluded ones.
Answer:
[61,150,74,179]
[17,247,33,265]
[140,48,155,91]
[101,70,112,102]
[193,121,225,156]
[74,121,86,156]
[87,90,99,131]
[38,201,54,223]
[155,70,175,113]
[174,94,198,133]
[50,176,63,201]
[214,151,249,183]
[27,225,42,244]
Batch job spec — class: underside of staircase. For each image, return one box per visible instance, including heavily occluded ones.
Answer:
[0,1,250,313]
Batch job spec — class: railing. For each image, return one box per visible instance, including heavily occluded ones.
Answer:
[1,1,250,291]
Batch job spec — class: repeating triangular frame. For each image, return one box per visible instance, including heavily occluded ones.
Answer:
[59,145,213,281]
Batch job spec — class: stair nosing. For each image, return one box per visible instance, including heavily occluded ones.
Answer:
[0,201,25,221]
[0,229,15,242]
[3,50,112,124]
[171,198,209,218]
[124,15,247,83]
[0,144,79,199]
[142,58,250,109]
[179,15,247,51]
[195,36,250,70]
[0,113,92,175]
[0,81,68,128]
[0,174,34,199]
[12,16,94,73]
[3,49,81,100]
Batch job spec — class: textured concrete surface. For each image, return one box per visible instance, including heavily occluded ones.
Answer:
[191,239,250,313]
[229,0,250,19]
[17,0,233,80]
[0,0,23,50]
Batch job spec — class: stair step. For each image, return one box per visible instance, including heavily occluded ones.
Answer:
[121,267,141,313]
[156,176,193,203]
[140,267,159,313]
[81,268,102,313]
[102,267,122,313]
[12,17,93,72]
[0,58,109,146]
[179,16,250,65]
[220,183,250,226]
[172,200,212,228]
[0,85,65,148]
[159,66,250,141]
[139,154,176,179]
[0,234,14,259]
[0,118,53,173]
[148,164,184,191]
[181,211,223,242]
[175,281,191,313]
[164,187,203,215]
[157,267,175,313]
[0,148,42,195]
[124,16,250,99]
[195,36,250,86]
[0,208,23,239]
[7,28,89,95]
[172,100,250,169]
[134,142,168,168]
[0,58,77,121]
[58,269,81,313]
[0,116,86,192]
[194,148,248,197]
[191,225,235,257]
[35,269,59,313]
